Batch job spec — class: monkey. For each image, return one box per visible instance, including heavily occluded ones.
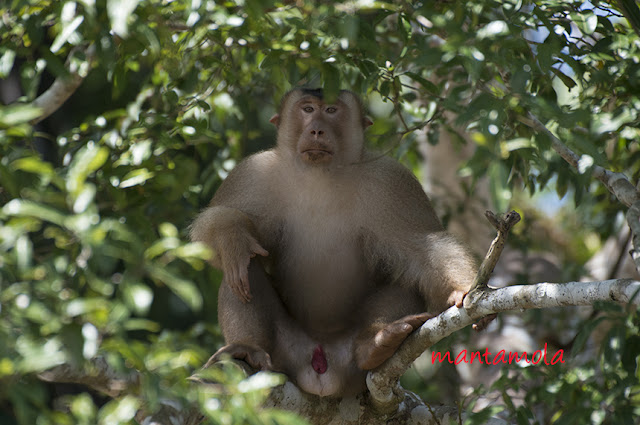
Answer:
[190,88,477,397]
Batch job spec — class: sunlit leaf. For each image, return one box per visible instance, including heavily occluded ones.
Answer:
[0,104,41,127]
[0,49,16,78]
[107,0,140,37]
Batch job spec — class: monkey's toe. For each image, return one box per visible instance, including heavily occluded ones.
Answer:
[208,343,273,372]
[473,313,498,331]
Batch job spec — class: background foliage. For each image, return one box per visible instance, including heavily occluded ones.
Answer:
[1,0,639,423]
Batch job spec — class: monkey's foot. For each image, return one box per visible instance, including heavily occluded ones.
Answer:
[206,343,273,372]
[356,312,433,370]
[473,313,498,331]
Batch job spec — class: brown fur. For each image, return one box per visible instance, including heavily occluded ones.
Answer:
[190,89,477,396]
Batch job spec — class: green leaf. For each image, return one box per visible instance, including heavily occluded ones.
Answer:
[405,71,439,95]
[0,104,41,127]
[147,265,203,311]
[477,20,509,39]
[0,49,16,78]
[119,168,155,188]
[107,0,140,37]
[551,68,576,89]
[2,199,67,226]
[66,145,109,198]
[321,63,340,102]
[50,16,84,53]
[98,395,140,424]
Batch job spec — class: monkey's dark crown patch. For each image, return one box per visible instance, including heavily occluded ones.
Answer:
[300,88,324,98]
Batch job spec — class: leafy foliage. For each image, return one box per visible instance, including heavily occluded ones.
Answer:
[1,0,639,423]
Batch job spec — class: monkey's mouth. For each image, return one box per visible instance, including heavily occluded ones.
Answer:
[301,149,333,163]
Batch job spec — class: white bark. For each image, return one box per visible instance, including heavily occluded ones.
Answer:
[366,278,640,414]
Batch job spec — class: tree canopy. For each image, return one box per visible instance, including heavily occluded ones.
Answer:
[1,0,639,424]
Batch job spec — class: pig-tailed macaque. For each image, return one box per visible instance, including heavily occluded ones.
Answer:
[190,88,477,397]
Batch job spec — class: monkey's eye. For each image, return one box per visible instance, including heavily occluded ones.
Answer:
[302,106,314,113]
[325,106,337,113]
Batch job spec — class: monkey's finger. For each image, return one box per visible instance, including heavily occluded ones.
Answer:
[224,276,241,300]
[224,269,249,303]
[249,241,269,257]
[448,290,466,308]
[239,266,252,302]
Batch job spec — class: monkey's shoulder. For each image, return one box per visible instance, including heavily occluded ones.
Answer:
[220,150,279,186]
[210,150,279,207]
[234,149,280,174]
[357,153,442,231]
[358,154,425,195]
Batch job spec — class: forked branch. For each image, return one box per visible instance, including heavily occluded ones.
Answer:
[368,210,520,413]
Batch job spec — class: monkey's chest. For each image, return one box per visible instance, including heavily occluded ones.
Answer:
[275,214,371,332]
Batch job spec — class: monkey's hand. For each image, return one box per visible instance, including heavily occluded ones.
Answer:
[219,233,268,303]
[449,290,497,331]
[447,289,467,308]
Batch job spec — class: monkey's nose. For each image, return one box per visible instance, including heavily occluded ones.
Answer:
[310,130,324,137]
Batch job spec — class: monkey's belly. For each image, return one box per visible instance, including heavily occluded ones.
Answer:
[277,247,371,334]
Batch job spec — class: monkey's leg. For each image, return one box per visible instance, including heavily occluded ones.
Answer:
[354,286,433,370]
[214,259,291,371]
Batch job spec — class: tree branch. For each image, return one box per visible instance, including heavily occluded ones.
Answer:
[470,210,521,292]
[366,210,520,413]
[37,356,139,398]
[38,278,640,424]
[524,113,640,274]
[526,113,640,208]
[366,279,640,415]
[628,200,640,272]
[27,46,95,125]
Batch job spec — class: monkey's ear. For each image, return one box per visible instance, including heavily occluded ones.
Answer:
[363,117,373,128]
[270,114,280,127]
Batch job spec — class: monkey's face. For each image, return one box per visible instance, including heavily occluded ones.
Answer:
[273,90,371,168]
[295,95,343,165]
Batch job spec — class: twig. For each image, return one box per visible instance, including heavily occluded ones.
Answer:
[469,210,521,293]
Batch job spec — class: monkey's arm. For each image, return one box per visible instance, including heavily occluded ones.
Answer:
[190,206,268,302]
[190,152,277,302]
[363,157,477,314]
